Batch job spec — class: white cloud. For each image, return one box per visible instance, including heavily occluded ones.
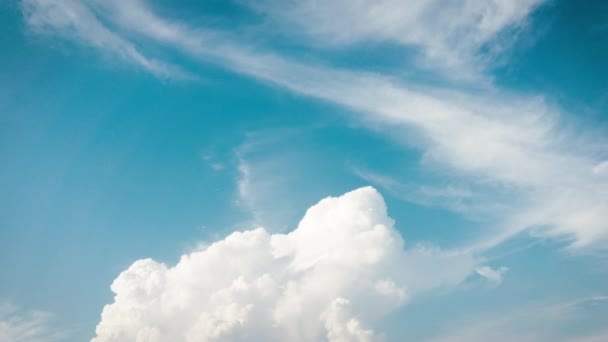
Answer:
[21,0,545,80]
[21,0,189,79]
[0,303,66,342]
[92,187,478,341]
[475,266,508,284]
[233,137,298,230]
[351,167,506,222]
[426,295,608,342]
[592,161,608,175]
[20,0,608,251]
[247,0,544,79]
[322,298,376,342]
[221,50,608,250]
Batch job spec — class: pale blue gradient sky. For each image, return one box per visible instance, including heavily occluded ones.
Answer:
[1,1,607,341]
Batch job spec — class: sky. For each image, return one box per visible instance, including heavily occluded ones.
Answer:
[0,0,607,341]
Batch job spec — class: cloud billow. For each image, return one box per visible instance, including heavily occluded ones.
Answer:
[93,187,477,341]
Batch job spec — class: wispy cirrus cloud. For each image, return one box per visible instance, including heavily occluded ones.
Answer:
[20,0,608,251]
[233,130,310,231]
[426,295,608,342]
[21,0,189,79]
[0,302,67,342]
[246,0,545,80]
[475,266,508,284]
[221,52,608,250]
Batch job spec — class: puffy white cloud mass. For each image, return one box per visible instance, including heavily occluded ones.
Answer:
[93,187,477,341]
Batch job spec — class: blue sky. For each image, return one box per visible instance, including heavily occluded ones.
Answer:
[1,0,607,341]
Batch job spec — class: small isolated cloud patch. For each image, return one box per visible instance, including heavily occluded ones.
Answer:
[476,266,509,284]
[93,187,477,341]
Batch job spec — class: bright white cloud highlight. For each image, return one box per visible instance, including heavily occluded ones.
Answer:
[93,187,477,341]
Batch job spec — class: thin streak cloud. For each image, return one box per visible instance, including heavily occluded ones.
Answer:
[20,0,608,250]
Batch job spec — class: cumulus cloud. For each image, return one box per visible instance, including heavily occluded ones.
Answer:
[322,298,376,342]
[93,187,477,341]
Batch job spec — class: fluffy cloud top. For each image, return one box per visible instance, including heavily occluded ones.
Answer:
[93,187,477,341]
